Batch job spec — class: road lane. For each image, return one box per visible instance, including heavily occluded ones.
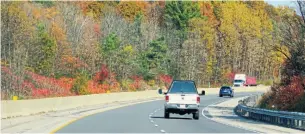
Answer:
[56,92,262,133]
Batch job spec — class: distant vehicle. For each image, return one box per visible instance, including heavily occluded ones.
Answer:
[158,80,205,120]
[233,74,257,87]
[219,86,234,97]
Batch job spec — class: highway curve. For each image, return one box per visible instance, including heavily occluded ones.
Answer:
[55,92,262,133]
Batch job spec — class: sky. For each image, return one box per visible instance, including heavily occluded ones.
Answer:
[265,0,297,7]
[265,0,300,14]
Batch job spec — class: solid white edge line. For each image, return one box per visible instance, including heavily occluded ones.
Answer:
[201,96,261,133]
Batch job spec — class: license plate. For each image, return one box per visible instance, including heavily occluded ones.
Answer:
[180,104,186,108]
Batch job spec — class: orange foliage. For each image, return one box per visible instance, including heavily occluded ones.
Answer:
[60,55,88,71]
[32,8,41,19]
[199,2,219,27]
[50,22,66,42]
[117,1,149,21]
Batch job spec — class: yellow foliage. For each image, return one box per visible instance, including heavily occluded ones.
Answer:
[117,1,145,22]
[50,22,66,42]
[220,2,261,38]
[188,18,216,77]
[32,8,41,19]
[148,80,155,86]
[271,45,289,64]
[198,1,219,27]
[123,45,134,55]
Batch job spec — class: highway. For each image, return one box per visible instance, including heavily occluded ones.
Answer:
[55,92,261,133]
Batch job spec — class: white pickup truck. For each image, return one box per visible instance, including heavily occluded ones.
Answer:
[158,80,205,120]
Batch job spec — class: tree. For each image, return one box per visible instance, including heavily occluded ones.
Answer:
[117,1,146,22]
[165,1,202,31]
[138,37,168,80]
[31,22,57,76]
[188,18,216,84]
[1,1,36,97]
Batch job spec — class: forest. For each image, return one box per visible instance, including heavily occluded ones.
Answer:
[1,1,304,112]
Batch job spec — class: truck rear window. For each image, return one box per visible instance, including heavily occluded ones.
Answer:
[234,80,244,83]
[168,81,197,94]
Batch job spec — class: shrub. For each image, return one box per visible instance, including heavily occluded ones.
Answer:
[148,80,155,87]
[293,94,305,112]
[273,76,304,111]
[93,64,109,84]
[121,79,132,91]
[257,90,276,109]
[140,80,150,90]
[258,76,304,111]
[158,74,173,88]
[71,72,89,95]
[87,80,106,94]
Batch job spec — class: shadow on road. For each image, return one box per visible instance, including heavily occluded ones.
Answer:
[151,116,192,120]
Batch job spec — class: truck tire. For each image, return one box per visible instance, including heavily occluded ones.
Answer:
[193,111,199,120]
[164,110,170,119]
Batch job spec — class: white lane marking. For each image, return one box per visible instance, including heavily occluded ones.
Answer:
[160,129,166,133]
[150,120,154,123]
[201,97,260,133]
[154,124,158,127]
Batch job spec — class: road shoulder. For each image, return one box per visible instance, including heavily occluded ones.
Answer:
[202,96,305,133]
[1,97,161,134]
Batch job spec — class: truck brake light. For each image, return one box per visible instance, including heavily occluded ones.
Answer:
[165,95,169,102]
[197,96,200,103]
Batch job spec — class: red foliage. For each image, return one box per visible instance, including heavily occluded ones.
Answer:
[60,56,88,71]
[158,74,173,88]
[32,88,51,97]
[273,76,305,110]
[87,80,106,94]
[226,72,235,82]
[93,64,109,84]
[106,73,120,92]
[93,23,101,36]
[21,81,36,91]
[130,75,144,90]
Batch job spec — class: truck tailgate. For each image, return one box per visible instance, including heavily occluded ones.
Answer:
[167,94,198,104]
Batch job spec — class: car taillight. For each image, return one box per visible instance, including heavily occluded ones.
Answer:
[197,96,200,103]
[165,95,169,102]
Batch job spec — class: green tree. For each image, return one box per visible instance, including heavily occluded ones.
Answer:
[165,1,203,41]
[100,33,121,75]
[165,1,202,30]
[32,23,57,76]
[138,37,168,80]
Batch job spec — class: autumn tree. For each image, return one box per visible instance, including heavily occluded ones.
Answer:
[30,22,57,76]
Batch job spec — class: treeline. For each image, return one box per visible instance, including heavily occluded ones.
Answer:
[258,1,305,112]
[0,1,301,99]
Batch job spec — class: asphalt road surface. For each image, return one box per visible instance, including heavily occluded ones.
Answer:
[56,92,262,133]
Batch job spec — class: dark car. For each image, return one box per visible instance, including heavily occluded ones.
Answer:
[219,86,234,97]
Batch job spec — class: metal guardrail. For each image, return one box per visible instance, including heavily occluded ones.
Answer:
[235,95,305,131]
